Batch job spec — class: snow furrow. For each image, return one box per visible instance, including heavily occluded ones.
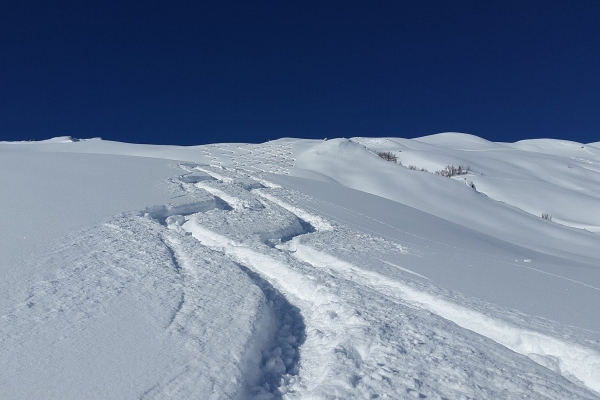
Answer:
[238,177,600,397]
[143,192,308,398]
[235,264,306,399]
[286,238,600,394]
[181,197,599,398]
[180,220,372,397]
[147,163,600,398]
[142,229,277,400]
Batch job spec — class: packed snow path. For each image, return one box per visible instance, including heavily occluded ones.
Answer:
[159,164,600,398]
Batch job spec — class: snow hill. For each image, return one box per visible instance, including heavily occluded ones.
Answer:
[1,133,600,399]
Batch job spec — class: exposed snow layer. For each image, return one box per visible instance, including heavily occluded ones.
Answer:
[1,133,600,399]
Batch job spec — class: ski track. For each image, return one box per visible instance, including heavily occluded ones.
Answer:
[141,170,310,399]
[139,163,600,398]
[6,146,599,398]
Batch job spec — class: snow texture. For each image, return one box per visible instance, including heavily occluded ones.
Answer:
[2,134,600,399]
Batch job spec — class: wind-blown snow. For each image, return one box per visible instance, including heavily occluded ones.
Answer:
[1,133,600,399]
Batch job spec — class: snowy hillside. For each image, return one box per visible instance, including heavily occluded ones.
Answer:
[1,133,600,399]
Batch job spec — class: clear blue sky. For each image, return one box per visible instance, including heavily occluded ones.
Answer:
[1,0,598,145]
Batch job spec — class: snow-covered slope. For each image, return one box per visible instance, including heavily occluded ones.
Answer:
[1,134,600,399]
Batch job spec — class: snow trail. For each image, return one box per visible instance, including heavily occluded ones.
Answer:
[164,164,600,398]
[252,179,600,393]
[287,238,600,393]
[144,204,307,398]
[5,136,600,399]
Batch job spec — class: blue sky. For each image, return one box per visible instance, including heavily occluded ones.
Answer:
[1,0,598,145]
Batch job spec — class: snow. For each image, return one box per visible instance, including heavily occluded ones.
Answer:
[1,133,600,399]
[0,151,184,299]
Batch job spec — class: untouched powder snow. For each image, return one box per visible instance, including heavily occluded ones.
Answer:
[0,151,186,298]
[1,134,600,399]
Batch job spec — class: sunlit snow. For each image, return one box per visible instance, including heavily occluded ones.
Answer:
[1,134,600,399]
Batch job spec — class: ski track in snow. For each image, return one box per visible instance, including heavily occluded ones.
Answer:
[3,137,600,399]
[138,163,600,398]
